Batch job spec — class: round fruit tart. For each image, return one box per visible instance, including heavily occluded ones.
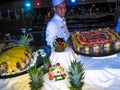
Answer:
[0,45,32,75]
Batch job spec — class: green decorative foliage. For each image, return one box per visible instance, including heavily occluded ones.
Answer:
[28,65,44,90]
[42,58,51,74]
[19,34,32,48]
[68,60,85,90]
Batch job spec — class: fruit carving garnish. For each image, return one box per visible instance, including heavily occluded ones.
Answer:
[48,63,66,81]
[53,38,67,48]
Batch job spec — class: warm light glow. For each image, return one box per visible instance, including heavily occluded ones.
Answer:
[36,2,40,6]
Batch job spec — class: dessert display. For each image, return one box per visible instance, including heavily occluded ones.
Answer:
[0,45,32,74]
[48,63,66,81]
[53,38,67,52]
[70,28,120,56]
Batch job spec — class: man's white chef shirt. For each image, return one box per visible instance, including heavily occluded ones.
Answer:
[46,13,70,48]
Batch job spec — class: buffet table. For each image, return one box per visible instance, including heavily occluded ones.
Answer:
[0,47,120,90]
[44,47,120,90]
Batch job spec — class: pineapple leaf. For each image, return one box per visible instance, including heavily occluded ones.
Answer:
[28,65,44,90]
[68,60,85,90]
[42,58,51,74]
[19,34,32,48]
[43,58,51,65]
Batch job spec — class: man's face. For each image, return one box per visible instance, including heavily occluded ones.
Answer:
[53,2,66,18]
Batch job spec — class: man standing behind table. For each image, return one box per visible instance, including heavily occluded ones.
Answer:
[46,0,70,48]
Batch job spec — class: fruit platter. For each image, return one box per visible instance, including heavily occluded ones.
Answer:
[53,38,67,52]
[0,34,48,78]
[69,28,120,57]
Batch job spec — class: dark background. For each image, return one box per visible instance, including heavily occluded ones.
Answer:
[0,0,119,45]
[0,0,21,4]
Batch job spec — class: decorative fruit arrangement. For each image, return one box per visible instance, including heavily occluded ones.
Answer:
[0,33,33,75]
[48,63,67,81]
[0,45,32,74]
[71,28,120,56]
[53,38,67,52]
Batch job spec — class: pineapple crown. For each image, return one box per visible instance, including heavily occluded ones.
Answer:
[68,60,85,90]
[28,65,44,90]
[42,58,52,74]
[19,34,32,48]
[43,58,51,66]
[28,65,39,76]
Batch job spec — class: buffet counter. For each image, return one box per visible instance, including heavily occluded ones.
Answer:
[0,47,120,90]
[44,47,120,90]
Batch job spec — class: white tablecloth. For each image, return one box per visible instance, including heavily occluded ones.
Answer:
[0,74,31,90]
[50,47,79,71]
[79,53,120,90]
[46,48,120,90]
[1,47,120,90]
